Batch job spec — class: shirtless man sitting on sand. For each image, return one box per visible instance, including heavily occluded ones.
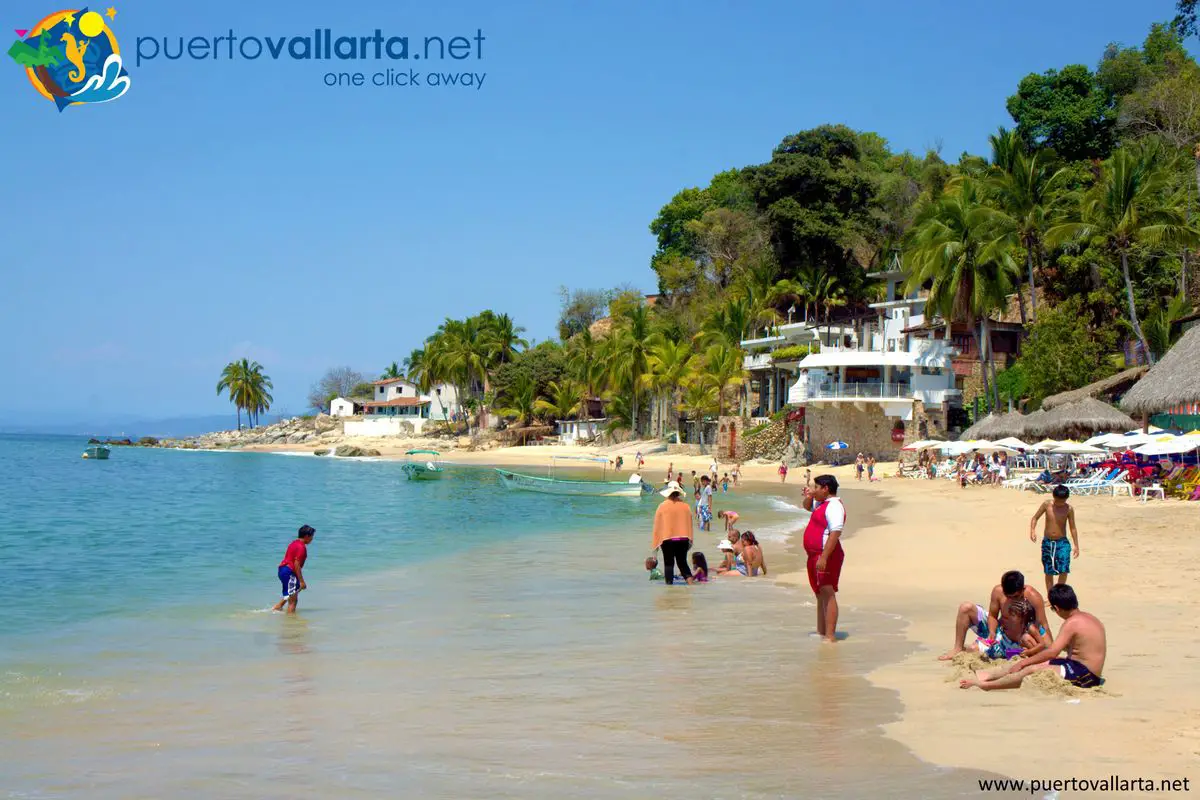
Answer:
[938,570,1053,661]
[960,584,1105,690]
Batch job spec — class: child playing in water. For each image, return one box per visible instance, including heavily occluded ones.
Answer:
[691,552,709,582]
[645,556,663,581]
[721,473,730,493]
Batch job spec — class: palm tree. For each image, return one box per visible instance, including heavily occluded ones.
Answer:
[566,328,605,403]
[497,374,537,427]
[381,361,402,380]
[216,360,248,430]
[481,311,528,366]
[983,127,1069,324]
[603,303,655,437]
[678,377,718,447]
[403,348,430,392]
[646,336,694,439]
[700,343,746,418]
[533,380,582,421]
[1144,293,1193,362]
[904,178,1019,410]
[1047,142,1199,365]
[216,359,273,430]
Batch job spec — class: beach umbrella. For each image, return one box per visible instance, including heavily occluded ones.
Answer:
[1133,437,1198,456]
[826,441,848,450]
[991,436,1032,450]
[1050,442,1105,455]
[1030,439,1062,451]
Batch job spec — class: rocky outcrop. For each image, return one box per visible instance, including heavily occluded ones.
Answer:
[154,415,344,450]
[334,445,381,457]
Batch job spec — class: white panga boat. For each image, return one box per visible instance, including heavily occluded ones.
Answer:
[400,449,445,480]
[494,455,650,497]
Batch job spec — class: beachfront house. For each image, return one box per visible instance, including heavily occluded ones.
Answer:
[555,418,606,445]
[342,377,463,436]
[329,397,366,417]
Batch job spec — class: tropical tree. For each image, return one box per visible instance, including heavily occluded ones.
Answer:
[903,178,1019,409]
[217,359,273,430]
[402,349,430,393]
[678,378,718,447]
[1143,293,1193,361]
[380,362,402,380]
[983,127,1070,324]
[603,303,656,436]
[533,380,582,421]
[646,336,694,439]
[481,311,528,366]
[566,328,605,402]
[1047,142,1199,364]
[699,344,746,418]
[496,374,537,426]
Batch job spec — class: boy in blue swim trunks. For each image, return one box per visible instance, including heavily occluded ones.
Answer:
[1029,485,1080,597]
[960,585,1106,691]
[272,525,314,614]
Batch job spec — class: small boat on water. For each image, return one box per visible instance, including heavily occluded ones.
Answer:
[495,455,650,497]
[400,449,445,480]
[82,445,111,460]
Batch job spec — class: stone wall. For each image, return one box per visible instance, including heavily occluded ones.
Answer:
[803,403,904,461]
[715,416,748,461]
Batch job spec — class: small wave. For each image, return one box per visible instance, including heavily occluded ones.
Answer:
[768,497,804,513]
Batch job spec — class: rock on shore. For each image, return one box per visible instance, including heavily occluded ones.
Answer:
[155,415,345,450]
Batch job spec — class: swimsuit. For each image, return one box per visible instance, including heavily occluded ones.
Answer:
[802,498,845,594]
[1042,537,1071,576]
[1050,657,1103,688]
[278,565,299,598]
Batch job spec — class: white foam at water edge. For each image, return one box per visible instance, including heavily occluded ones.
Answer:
[768,497,804,513]
[746,522,796,544]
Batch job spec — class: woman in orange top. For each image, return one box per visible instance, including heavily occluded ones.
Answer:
[651,481,694,585]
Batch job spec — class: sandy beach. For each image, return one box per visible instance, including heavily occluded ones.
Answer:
[194,438,1200,786]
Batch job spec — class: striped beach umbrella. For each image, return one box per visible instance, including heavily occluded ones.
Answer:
[826,441,849,450]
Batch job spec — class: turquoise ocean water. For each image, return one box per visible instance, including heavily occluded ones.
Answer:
[0,435,1016,798]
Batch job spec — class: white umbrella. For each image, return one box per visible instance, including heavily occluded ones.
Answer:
[1134,436,1200,457]
[1051,442,1106,455]
[1030,439,1062,451]
[1084,432,1125,447]
[991,436,1032,450]
[901,439,933,451]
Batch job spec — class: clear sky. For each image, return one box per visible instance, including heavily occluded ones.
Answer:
[0,0,1183,425]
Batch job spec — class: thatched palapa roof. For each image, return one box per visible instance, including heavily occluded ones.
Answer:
[1027,397,1136,438]
[1041,366,1150,411]
[978,411,1031,439]
[959,413,996,440]
[1120,326,1200,415]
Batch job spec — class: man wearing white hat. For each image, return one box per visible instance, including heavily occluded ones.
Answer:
[651,481,694,585]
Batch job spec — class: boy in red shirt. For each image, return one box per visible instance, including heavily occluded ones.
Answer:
[272,525,315,614]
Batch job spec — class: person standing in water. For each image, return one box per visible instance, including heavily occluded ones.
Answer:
[273,525,315,614]
[1029,485,1080,597]
[802,476,845,643]
[651,481,694,585]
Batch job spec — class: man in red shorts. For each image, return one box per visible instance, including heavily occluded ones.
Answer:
[802,475,845,643]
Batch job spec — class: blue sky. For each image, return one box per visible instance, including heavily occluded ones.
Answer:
[0,0,1183,426]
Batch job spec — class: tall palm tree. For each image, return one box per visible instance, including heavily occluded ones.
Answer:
[904,178,1019,409]
[603,303,655,437]
[646,336,694,439]
[497,374,537,427]
[216,360,248,430]
[381,362,402,380]
[678,377,718,447]
[403,348,430,393]
[700,344,746,418]
[983,127,1069,324]
[481,311,528,367]
[1047,142,1199,365]
[566,328,605,404]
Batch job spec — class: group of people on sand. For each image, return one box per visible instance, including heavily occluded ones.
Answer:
[648,466,849,644]
[941,482,1105,690]
[853,453,878,482]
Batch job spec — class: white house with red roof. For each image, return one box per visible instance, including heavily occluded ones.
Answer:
[341,377,462,436]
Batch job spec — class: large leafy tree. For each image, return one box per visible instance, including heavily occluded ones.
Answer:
[1006,64,1117,161]
[306,366,368,413]
[1012,297,1114,403]
[1047,141,1199,364]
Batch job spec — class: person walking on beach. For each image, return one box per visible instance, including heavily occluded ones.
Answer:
[272,525,315,614]
[960,585,1105,691]
[778,460,789,483]
[855,453,865,481]
[1030,485,1079,597]
[697,475,714,531]
[801,475,845,643]
[651,481,694,585]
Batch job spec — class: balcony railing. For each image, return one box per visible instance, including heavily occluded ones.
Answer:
[742,353,773,370]
[805,381,913,400]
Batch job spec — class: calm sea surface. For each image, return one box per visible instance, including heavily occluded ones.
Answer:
[0,435,1019,798]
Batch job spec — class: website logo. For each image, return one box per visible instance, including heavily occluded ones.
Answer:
[8,6,130,112]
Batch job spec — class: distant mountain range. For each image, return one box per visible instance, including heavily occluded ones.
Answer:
[0,413,284,439]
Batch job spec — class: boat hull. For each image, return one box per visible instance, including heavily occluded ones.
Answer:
[82,446,110,460]
[494,469,646,497]
[401,463,444,480]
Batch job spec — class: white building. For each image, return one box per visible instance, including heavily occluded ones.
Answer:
[343,377,464,437]
[555,418,606,444]
[329,397,361,418]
